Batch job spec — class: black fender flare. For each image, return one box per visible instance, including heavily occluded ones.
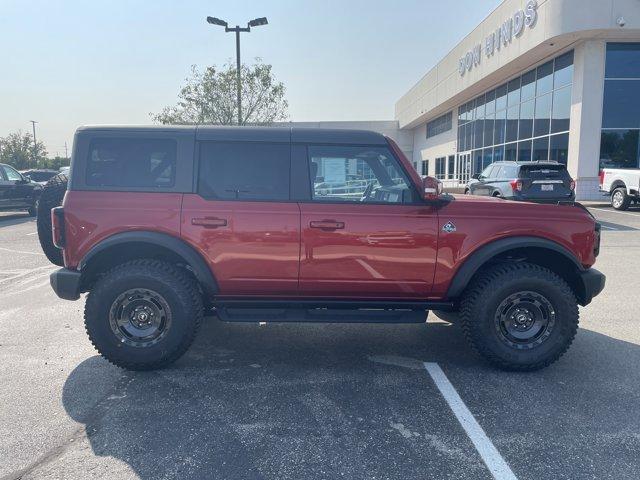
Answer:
[445,236,583,299]
[79,231,218,296]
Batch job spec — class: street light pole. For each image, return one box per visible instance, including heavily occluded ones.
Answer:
[206,16,268,126]
[29,120,38,168]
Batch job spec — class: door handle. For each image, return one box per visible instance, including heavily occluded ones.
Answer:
[310,220,345,230]
[192,217,227,228]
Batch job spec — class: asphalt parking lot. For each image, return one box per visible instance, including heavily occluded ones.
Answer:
[0,203,639,480]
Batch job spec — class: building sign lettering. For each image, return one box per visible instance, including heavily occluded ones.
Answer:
[459,0,538,76]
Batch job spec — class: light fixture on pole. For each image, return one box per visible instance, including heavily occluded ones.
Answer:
[206,16,269,125]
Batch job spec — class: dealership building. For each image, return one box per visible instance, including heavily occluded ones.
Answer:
[391,0,640,199]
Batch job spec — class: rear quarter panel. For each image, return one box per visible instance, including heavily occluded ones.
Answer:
[62,191,182,268]
[431,195,598,298]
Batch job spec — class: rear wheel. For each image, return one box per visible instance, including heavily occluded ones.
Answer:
[84,260,203,370]
[460,262,579,371]
[37,173,68,265]
[611,187,631,211]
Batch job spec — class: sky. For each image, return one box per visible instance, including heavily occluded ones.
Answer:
[0,0,502,156]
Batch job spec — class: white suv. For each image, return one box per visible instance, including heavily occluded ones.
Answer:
[600,168,640,210]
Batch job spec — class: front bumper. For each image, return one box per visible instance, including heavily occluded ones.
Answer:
[50,268,81,300]
[578,268,606,306]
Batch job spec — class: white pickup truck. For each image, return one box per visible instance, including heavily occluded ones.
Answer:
[600,168,640,210]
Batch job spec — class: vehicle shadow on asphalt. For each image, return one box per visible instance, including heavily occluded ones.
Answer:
[0,213,34,228]
[60,319,640,479]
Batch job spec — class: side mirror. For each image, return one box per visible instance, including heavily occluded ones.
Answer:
[471,173,481,180]
[422,176,444,201]
[24,175,32,183]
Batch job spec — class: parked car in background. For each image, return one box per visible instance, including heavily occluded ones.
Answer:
[41,126,604,373]
[465,161,575,203]
[59,166,70,175]
[599,168,640,210]
[0,163,42,215]
[20,169,59,185]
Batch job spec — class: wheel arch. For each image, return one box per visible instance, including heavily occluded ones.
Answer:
[78,231,218,297]
[610,180,627,193]
[446,236,589,305]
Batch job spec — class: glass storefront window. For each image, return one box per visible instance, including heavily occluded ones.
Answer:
[601,43,640,170]
[475,95,486,120]
[551,86,572,134]
[521,70,536,102]
[484,114,495,148]
[495,85,508,111]
[485,90,496,115]
[534,93,552,138]
[519,100,535,140]
[456,50,573,173]
[507,78,521,107]
[474,120,484,149]
[554,51,574,88]
[550,133,570,164]
[536,61,554,96]
[532,137,550,161]
[518,140,532,162]
[602,80,640,129]
[494,109,506,145]
[506,105,519,143]
[505,143,517,162]
[600,130,640,169]
[605,43,640,79]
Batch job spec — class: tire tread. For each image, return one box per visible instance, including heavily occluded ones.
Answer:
[460,262,579,371]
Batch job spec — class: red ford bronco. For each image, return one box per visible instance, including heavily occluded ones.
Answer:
[42,126,605,371]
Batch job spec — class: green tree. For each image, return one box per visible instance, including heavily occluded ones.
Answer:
[0,131,48,170]
[152,60,288,126]
[41,156,70,170]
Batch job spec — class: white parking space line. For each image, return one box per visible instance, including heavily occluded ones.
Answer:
[0,266,55,284]
[26,231,38,236]
[424,363,518,480]
[589,207,640,218]
[0,246,45,256]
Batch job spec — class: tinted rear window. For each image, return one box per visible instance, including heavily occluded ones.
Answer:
[198,142,290,201]
[519,164,570,179]
[86,138,176,188]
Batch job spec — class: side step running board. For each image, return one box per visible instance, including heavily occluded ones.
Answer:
[212,299,455,324]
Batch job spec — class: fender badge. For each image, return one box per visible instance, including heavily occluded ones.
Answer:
[442,221,457,233]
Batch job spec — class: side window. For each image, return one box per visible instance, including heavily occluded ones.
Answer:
[479,165,494,178]
[3,165,23,182]
[86,138,176,188]
[501,165,518,178]
[308,146,413,204]
[198,142,290,201]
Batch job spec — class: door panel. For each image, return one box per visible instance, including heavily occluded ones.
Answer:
[181,194,300,296]
[1,165,30,207]
[299,203,438,298]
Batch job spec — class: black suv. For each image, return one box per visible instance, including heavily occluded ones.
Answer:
[465,161,575,202]
[0,163,42,215]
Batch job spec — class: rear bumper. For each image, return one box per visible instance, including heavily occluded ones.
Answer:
[50,268,81,300]
[578,268,606,306]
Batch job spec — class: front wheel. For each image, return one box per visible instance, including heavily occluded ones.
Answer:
[84,260,203,370]
[460,262,579,371]
[611,187,631,211]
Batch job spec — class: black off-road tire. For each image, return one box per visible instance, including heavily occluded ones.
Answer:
[611,187,631,211]
[36,173,68,266]
[84,260,203,371]
[460,262,579,371]
[432,310,460,324]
